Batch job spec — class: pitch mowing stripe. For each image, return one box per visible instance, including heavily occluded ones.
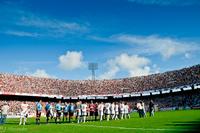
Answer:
[67,124,191,131]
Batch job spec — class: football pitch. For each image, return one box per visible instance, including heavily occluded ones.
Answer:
[1,110,200,133]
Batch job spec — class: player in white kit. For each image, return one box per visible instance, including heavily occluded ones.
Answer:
[81,102,87,123]
[105,102,111,121]
[120,102,125,119]
[124,103,130,119]
[19,101,29,125]
[76,101,82,123]
[142,101,146,117]
[111,102,115,120]
[115,102,119,120]
[98,102,104,121]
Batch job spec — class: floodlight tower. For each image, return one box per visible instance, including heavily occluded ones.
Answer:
[88,63,98,80]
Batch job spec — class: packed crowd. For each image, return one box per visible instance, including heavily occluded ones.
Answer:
[0,65,199,96]
[122,64,200,92]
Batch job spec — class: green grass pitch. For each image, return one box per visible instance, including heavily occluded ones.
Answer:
[1,110,200,133]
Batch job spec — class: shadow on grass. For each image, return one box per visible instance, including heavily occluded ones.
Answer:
[166,120,200,133]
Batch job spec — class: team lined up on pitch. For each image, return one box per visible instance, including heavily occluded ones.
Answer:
[19,100,133,125]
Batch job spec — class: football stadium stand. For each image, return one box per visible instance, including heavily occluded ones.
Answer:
[0,64,200,115]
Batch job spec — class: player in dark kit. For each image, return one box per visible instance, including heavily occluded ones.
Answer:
[94,102,98,121]
[89,101,95,121]
[36,100,42,125]
[63,102,69,122]
[68,103,75,123]
[149,100,155,117]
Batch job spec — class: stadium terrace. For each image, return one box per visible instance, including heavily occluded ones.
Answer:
[0,64,200,128]
[0,64,200,99]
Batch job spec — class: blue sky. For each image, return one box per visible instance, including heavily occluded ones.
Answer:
[0,0,200,80]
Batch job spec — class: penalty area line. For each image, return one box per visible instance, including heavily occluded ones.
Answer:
[67,124,190,131]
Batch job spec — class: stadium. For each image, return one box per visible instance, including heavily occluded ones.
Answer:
[1,0,200,133]
[1,65,200,133]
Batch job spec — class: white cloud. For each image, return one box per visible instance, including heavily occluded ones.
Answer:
[58,51,84,70]
[128,0,200,6]
[99,60,120,79]
[5,30,39,37]
[31,69,56,78]
[184,53,191,59]
[152,64,160,73]
[99,53,152,79]
[19,15,88,35]
[129,66,150,77]
[92,34,199,59]
[14,67,56,79]
[0,6,89,38]
[115,53,150,70]
[116,35,199,59]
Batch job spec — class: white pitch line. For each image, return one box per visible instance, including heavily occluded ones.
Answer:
[67,123,191,131]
